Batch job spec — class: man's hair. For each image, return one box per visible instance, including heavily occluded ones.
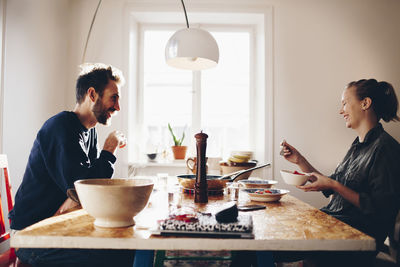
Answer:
[75,63,125,104]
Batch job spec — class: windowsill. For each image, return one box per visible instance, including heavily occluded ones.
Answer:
[128,160,189,177]
[129,160,187,168]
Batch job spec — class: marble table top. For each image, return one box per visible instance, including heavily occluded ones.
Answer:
[11,190,375,251]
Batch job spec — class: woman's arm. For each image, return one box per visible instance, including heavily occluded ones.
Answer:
[298,172,360,208]
[281,141,320,174]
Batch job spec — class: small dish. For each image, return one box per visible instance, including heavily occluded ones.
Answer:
[147,153,158,161]
[242,188,289,202]
[239,180,277,189]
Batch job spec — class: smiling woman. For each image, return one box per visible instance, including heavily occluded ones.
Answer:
[274,79,400,267]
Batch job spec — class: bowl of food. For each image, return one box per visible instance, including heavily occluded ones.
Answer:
[242,188,289,202]
[239,179,278,189]
[220,161,257,181]
[74,178,154,228]
[280,170,309,186]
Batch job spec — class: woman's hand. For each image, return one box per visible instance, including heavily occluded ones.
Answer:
[297,172,336,192]
[280,140,303,164]
[297,172,360,208]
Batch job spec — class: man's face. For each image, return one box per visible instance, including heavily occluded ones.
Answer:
[92,80,121,126]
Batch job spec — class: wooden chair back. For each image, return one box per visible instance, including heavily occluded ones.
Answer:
[0,154,13,243]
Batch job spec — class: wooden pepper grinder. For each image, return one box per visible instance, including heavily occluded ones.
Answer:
[194,131,208,203]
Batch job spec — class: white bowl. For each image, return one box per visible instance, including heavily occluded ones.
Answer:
[280,170,309,186]
[242,188,289,202]
[75,178,154,228]
[239,180,277,189]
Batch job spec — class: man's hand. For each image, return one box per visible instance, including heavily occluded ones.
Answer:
[103,130,127,154]
[54,198,80,216]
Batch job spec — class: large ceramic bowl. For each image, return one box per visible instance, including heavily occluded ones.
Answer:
[280,170,309,186]
[75,178,154,228]
[242,188,289,202]
[220,161,257,181]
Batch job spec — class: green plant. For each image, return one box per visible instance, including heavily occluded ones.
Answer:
[168,123,185,146]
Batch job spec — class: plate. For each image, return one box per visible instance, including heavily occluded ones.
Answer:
[239,180,277,189]
[242,188,289,202]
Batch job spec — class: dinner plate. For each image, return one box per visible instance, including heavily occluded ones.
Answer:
[242,188,289,202]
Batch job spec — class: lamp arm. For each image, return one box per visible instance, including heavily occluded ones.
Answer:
[180,0,190,28]
[82,0,102,63]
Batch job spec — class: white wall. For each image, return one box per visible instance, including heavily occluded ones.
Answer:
[2,0,70,192]
[2,0,400,209]
[68,0,129,178]
[272,0,400,207]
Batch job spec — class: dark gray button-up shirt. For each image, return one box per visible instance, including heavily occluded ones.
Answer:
[321,123,400,248]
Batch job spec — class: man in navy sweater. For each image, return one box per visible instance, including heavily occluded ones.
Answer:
[9,63,133,267]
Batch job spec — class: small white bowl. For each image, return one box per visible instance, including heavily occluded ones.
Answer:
[239,180,277,189]
[75,178,154,228]
[280,170,309,186]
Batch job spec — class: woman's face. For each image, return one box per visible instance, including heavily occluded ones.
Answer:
[339,86,364,129]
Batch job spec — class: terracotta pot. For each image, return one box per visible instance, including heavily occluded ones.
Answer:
[171,146,187,159]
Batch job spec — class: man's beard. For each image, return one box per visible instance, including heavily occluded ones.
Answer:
[92,98,114,125]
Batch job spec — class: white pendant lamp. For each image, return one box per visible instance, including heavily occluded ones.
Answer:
[165,0,219,70]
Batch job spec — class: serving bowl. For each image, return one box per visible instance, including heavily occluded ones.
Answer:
[220,161,257,181]
[74,178,154,228]
[239,180,277,189]
[242,188,289,202]
[280,170,309,186]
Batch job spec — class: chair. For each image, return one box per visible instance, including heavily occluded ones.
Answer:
[0,154,32,267]
[374,211,400,267]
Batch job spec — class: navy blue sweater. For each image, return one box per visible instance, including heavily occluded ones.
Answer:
[9,111,116,230]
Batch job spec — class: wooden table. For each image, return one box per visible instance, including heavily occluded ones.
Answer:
[11,190,375,252]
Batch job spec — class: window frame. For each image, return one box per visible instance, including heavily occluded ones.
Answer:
[138,24,255,158]
[123,3,274,178]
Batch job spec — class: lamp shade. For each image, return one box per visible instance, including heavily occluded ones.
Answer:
[165,28,219,70]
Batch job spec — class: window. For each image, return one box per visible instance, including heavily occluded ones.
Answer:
[137,25,253,160]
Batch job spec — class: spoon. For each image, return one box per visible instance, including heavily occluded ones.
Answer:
[218,163,271,181]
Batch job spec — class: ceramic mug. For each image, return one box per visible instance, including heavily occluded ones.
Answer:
[186,157,208,174]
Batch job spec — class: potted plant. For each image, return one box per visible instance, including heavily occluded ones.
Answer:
[168,123,187,160]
